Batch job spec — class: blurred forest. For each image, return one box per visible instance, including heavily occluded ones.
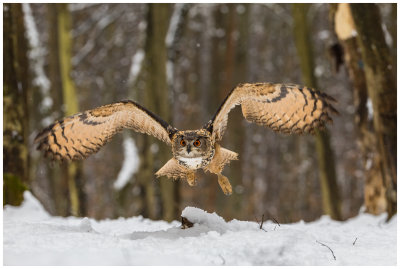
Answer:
[3,3,397,223]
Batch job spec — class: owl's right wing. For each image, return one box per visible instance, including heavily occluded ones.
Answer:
[205,82,338,142]
[35,100,177,161]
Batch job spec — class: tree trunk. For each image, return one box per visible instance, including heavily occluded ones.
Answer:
[57,4,83,216]
[224,4,250,219]
[292,3,342,220]
[165,3,191,217]
[350,3,397,220]
[45,4,68,216]
[3,3,30,206]
[332,3,386,215]
[141,3,178,221]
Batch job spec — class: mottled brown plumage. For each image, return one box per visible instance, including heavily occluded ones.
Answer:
[35,83,337,194]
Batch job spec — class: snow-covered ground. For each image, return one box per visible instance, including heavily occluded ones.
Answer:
[3,191,397,266]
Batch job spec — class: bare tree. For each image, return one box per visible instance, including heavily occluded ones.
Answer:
[331,3,386,216]
[350,3,397,220]
[3,3,30,205]
[292,3,342,220]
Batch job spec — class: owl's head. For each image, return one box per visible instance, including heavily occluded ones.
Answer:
[172,130,212,159]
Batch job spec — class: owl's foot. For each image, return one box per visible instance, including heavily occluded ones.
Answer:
[186,173,197,186]
[217,173,232,195]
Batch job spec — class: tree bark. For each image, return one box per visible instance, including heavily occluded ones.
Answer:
[350,3,397,220]
[292,3,342,220]
[45,4,68,216]
[3,3,30,206]
[332,3,386,215]
[57,4,83,216]
[225,4,249,219]
[205,5,233,212]
[141,3,179,221]
[165,3,191,217]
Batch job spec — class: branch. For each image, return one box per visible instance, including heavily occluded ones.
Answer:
[181,217,194,229]
[271,216,281,227]
[316,240,336,260]
[255,214,267,232]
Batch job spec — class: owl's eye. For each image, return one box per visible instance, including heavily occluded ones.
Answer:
[180,139,186,147]
[193,139,201,147]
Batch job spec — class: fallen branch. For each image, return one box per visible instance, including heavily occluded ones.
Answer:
[255,214,267,232]
[271,216,281,227]
[316,240,336,260]
[353,237,358,246]
[181,217,194,229]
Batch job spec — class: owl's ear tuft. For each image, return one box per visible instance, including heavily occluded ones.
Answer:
[203,120,213,134]
[167,126,178,139]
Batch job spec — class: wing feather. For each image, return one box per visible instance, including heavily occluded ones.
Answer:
[35,100,176,161]
[206,83,338,141]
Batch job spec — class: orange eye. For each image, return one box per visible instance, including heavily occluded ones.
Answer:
[180,139,186,146]
[193,140,201,147]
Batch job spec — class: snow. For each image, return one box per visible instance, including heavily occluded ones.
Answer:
[113,136,140,190]
[382,22,393,47]
[127,49,145,85]
[165,3,186,48]
[3,191,397,266]
[22,3,52,111]
[366,98,374,120]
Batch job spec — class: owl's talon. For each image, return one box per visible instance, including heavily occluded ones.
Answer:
[223,186,232,195]
[217,174,232,195]
[186,172,197,186]
[187,177,197,186]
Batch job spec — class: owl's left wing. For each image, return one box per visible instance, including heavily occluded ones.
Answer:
[204,83,338,142]
[35,100,176,161]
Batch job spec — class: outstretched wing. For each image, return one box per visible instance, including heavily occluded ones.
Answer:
[205,83,338,141]
[35,100,177,161]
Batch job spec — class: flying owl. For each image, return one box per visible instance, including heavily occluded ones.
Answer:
[35,83,337,195]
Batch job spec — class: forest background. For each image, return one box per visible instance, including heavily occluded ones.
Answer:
[3,3,397,223]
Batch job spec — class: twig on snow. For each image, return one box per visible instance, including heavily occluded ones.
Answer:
[271,216,281,227]
[219,254,226,265]
[181,217,194,229]
[316,240,336,260]
[353,237,358,246]
[255,214,267,232]
[271,216,280,230]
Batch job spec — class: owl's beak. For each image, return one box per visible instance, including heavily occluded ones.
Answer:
[186,145,192,154]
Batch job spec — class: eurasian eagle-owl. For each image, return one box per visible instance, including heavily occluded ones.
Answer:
[35,83,337,195]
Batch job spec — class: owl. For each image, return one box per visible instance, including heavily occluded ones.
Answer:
[35,83,337,195]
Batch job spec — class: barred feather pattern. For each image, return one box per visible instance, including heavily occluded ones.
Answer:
[156,158,193,180]
[34,100,173,161]
[209,83,338,141]
[203,144,238,174]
